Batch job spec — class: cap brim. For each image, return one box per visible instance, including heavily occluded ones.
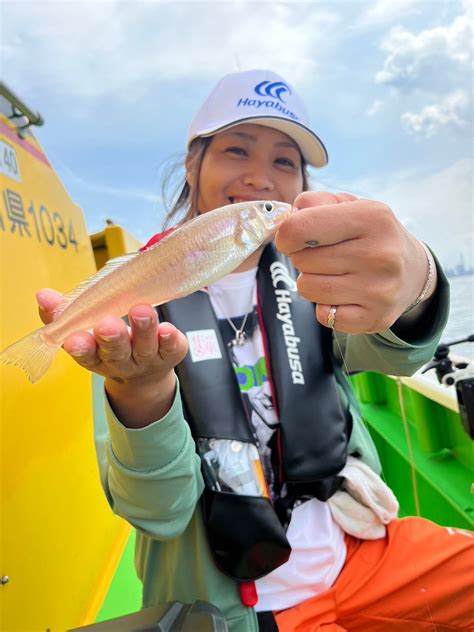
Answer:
[189,116,328,167]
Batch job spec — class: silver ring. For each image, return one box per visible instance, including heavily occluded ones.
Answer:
[327,305,337,329]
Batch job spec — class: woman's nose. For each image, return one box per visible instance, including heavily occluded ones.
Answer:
[242,166,274,191]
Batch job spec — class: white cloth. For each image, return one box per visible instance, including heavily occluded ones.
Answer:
[328,456,399,539]
[254,499,346,611]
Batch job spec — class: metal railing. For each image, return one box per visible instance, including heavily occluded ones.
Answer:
[0,81,44,133]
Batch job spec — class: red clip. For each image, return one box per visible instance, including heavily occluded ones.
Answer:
[239,581,258,607]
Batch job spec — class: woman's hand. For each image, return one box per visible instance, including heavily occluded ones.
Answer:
[275,191,437,334]
[36,288,189,427]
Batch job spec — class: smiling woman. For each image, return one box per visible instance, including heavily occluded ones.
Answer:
[196,126,304,205]
[189,125,305,273]
[163,127,311,230]
[34,69,472,632]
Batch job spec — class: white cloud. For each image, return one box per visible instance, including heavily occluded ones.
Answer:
[366,99,383,116]
[1,2,340,103]
[401,90,470,138]
[370,5,472,138]
[375,13,472,91]
[357,0,421,27]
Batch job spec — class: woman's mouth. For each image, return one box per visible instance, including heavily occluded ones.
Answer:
[229,196,265,204]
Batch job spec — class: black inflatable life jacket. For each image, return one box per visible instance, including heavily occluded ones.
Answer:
[159,243,349,582]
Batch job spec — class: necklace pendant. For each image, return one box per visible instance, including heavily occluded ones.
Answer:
[235,331,247,346]
[228,331,247,347]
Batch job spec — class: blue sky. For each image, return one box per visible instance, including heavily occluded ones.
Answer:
[2,0,472,269]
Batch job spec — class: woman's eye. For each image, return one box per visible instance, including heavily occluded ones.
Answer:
[275,157,296,168]
[225,146,247,156]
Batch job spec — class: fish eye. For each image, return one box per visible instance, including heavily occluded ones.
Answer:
[263,202,274,213]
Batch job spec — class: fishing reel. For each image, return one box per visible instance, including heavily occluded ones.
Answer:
[422,334,474,439]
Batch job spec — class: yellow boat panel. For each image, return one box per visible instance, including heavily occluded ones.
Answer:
[0,115,132,630]
[90,224,143,271]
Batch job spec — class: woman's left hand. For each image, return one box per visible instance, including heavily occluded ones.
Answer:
[275,191,436,334]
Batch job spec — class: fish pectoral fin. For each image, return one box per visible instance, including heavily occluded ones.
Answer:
[236,230,253,248]
[235,221,260,248]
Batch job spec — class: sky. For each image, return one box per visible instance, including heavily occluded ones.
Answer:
[1,0,472,271]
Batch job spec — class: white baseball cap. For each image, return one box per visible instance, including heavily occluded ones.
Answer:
[187,69,328,167]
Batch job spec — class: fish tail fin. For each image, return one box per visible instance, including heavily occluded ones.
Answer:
[0,328,60,383]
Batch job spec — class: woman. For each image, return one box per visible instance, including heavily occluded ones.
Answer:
[38,70,472,631]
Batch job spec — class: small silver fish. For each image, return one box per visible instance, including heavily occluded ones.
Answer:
[0,200,292,382]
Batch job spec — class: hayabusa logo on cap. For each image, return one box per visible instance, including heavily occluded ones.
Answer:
[236,80,299,121]
[254,81,291,103]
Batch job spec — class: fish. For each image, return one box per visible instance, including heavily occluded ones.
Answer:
[0,200,293,383]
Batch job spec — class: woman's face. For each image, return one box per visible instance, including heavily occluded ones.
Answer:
[189,123,304,214]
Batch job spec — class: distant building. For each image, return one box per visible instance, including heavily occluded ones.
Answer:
[444,253,474,277]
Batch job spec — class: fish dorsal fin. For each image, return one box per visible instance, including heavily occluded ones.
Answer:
[51,252,140,320]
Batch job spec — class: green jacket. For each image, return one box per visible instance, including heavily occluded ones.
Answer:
[92,269,449,632]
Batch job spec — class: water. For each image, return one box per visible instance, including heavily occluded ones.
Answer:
[441,275,473,362]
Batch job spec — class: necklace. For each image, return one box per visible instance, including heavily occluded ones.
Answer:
[226,312,249,347]
[208,282,256,348]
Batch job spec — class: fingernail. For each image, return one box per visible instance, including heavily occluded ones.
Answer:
[36,291,47,305]
[99,333,120,342]
[70,347,88,357]
[160,331,176,351]
[132,316,152,329]
[160,323,176,339]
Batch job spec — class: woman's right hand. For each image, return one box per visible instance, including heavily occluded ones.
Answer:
[36,288,189,427]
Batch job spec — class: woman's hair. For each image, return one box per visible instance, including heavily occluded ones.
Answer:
[161,135,311,228]
[161,138,212,228]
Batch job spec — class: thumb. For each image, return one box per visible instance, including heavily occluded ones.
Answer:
[158,323,189,366]
[36,288,63,325]
[294,191,358,210]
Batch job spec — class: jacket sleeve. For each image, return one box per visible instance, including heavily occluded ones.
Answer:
[92,374,204,540]
[334,254,450,376]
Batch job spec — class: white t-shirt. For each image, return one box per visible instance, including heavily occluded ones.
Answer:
[208,268,347,612]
